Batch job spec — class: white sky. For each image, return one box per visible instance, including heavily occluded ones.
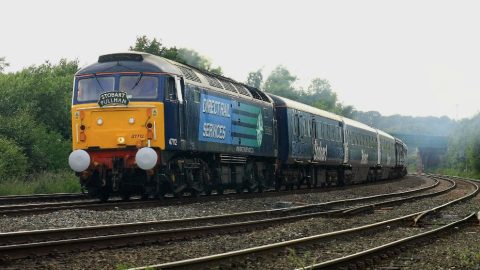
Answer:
[1,0,479,119]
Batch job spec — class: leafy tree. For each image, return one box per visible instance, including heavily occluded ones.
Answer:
[302,78,338,111]
[0,59,77,173]
[129,36,163,56]
[338,104,355,118]
[353,111,456,136]
[0,59,78,138]
[0,137,28,181]
[263,66,298,100]
[467,136,480,172]
[0,57,9,73]
[246,69,263,89]
[129,35,222,75]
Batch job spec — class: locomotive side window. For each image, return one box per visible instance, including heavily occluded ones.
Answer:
[165,77,177,100]
[77,77,114,102]
[120,75,158,99]
[193,88,200,103]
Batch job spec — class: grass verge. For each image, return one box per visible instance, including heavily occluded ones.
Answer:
[0,169,81,195]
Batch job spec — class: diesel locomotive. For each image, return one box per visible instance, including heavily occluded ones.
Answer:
[68,52,407,201]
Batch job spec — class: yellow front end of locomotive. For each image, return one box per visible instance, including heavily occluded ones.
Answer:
[71,102,165,151]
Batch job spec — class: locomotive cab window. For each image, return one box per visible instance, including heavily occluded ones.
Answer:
[120,75,158,99]
[77,76,115,102]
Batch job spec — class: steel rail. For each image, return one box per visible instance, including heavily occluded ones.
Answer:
[125,177,478,270]
[0,176,437,216]
[342,176,455,215]
[0,177,440,245]
[0,177,446,260]
[301,212,480,269]
[0,193,86,204]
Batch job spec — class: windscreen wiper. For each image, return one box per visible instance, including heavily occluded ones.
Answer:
[94,74,106,93]
[130,73,144,90]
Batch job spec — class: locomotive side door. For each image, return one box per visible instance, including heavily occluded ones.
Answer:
[164,76,185,150]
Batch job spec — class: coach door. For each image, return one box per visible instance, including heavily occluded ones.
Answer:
[164,76,185,150]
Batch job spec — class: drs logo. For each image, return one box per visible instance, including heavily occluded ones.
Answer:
[198,93,264,148]
[198,94,233,144]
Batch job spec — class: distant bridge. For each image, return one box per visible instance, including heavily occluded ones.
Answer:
[390,133,448,172]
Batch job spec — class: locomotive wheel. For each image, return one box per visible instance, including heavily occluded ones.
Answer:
[204,185,213,196]
[98,192,110,202]
[190,189,201,198]
[88,184,111,202]
[216,186,224,195]
[274,177,283,191]
[306,179,312,189]
[120,191,131,201]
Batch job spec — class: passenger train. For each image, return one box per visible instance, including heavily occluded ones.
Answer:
[68,52,407,201]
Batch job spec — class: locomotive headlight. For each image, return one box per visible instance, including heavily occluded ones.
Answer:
[117,137,125,144]
[135,147,158,170]
[128,117,135,124]
[97,118,103,126]
[68,150,91,172]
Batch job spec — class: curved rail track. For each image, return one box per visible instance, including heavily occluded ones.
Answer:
[121,176,479,270]
[0,176,461,261]
[0,177,430,216]
[0,193,86,205]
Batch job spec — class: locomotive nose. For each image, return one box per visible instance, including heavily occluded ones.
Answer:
[135,147,158,170]
[68,150,91,172]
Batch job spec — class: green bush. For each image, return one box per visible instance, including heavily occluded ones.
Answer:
[0,112,71,171]
[0,137,29,181]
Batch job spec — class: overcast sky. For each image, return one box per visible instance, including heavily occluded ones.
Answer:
[1,0,479,119]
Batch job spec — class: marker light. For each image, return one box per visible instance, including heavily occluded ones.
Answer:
[129,117,135,124]
[97,118,103,126]
[135,147,158,170]
[117,137,125,144]
[68,150,90,172]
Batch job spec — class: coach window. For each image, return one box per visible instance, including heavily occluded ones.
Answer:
[306,119,311,137]
[312,121,317,139]
[294,113,300,137]
[300,117,305,137]
[165,77,177,100]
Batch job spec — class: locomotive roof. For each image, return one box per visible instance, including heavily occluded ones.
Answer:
[76,52,271,104]
[76,52,182,75]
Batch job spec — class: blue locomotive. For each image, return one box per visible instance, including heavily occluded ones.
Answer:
[68,52,407,200]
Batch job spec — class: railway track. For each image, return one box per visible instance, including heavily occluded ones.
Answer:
[300,212,479,270]
[119,176,478,270]
[0,177,427,216]
[0,193,86,205]
[0,176,459,261]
